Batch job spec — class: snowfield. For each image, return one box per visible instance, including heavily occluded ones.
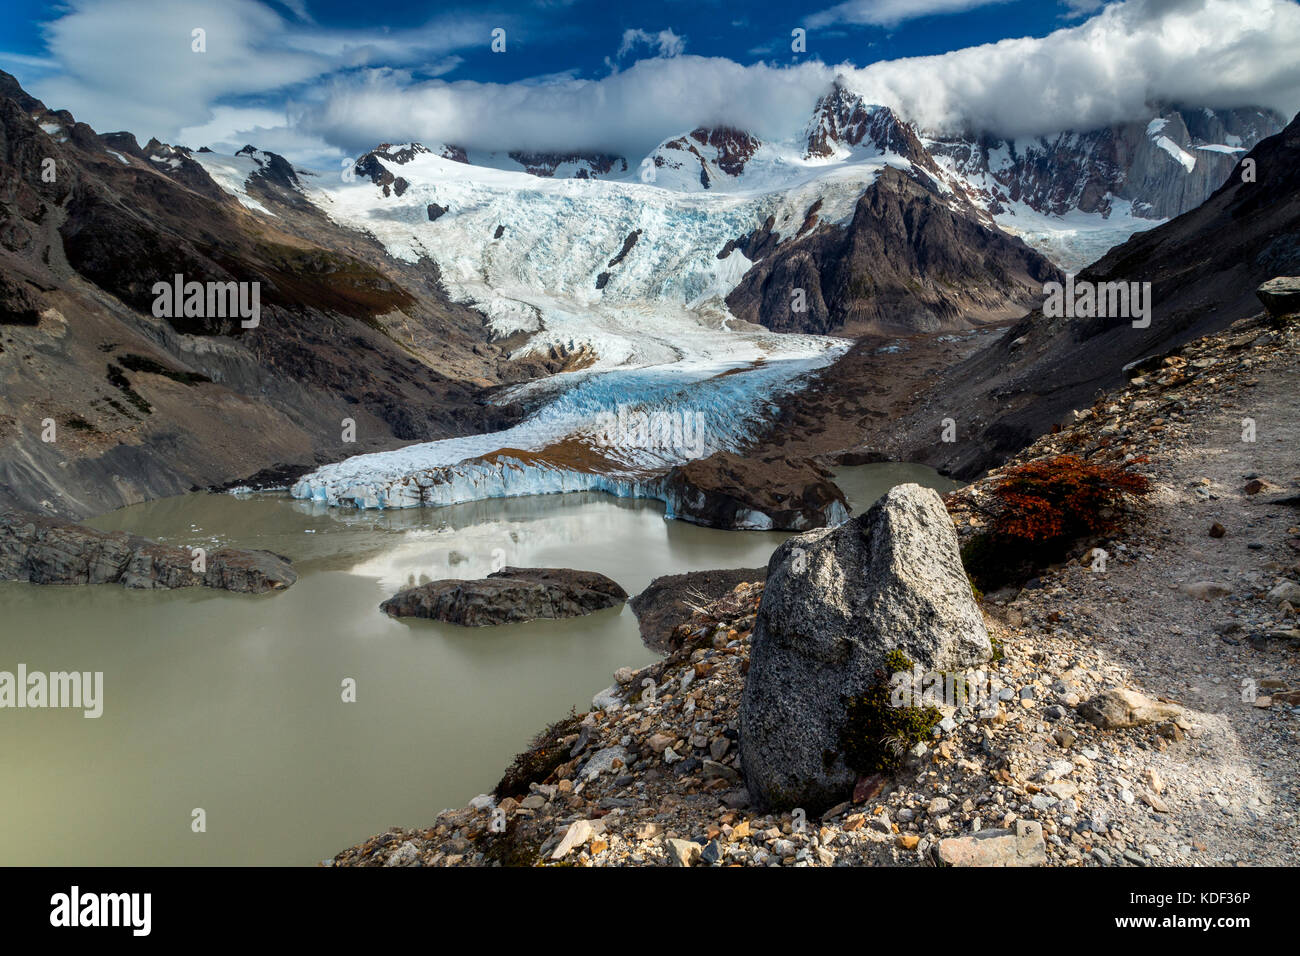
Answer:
[991,198,1164,274]
[191,152,277,215]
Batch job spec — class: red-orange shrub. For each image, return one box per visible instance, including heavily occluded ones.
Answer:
[961,454,1150,590]
[990,454,1149,543]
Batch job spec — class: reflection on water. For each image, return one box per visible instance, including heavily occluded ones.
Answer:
[0,463,955,865]
[831,462,961,514]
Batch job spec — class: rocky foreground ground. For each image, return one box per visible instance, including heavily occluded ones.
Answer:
[331,308,1298,867]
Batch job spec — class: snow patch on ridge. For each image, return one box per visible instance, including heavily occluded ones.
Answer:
[191,152,277,215]
[1153,135,1196,173]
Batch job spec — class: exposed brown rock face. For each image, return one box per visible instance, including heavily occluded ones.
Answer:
[352,143,435,191]
[506,151,626,178]
[380,567,628,626]
[725,166,1060,335]
[0,510,295,592]
[658,451,849,531]
[689,127,760,177]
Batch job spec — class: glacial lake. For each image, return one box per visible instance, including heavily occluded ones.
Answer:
[0,462,957,865]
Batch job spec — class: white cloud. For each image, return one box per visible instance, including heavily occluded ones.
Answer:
[12,0,1300,168]
[298,0,1300,162]
[845,0,1300,137]
[34,0,323,139]
[24,0,496,145]
[298,58,836,160]
[616,28,686,60]
[807,0,1014,28]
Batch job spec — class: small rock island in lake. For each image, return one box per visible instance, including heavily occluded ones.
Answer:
[380,567,629,626]
[0,510,297,593]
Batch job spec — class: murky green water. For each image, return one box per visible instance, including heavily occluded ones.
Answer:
[0,463,955,865]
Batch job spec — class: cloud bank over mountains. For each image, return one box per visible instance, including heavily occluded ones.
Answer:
[17,0,1300,167]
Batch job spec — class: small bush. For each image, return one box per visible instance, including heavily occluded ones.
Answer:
[990,454,1148,542]
[963,454,1149,590]
[493,708,581,799]
[480,819,545,867]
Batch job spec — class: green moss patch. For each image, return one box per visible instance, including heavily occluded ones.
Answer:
[840,652,942,776]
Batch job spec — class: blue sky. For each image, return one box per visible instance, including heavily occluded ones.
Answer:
[0,0,1297,168]
[0,0,1102,86]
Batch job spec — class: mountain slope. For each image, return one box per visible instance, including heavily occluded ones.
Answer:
[867,109,1300,477]
[0,71,535,519]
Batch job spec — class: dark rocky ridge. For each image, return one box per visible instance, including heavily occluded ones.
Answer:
[380,567,628,626]
[805,85,941,178]
[0,509,295,592]
[508,151,626,179]
[726,166,1060,335]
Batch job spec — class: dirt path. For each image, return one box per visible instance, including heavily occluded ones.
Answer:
[970,312,1300,865]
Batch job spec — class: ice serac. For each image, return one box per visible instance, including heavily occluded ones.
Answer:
[740,484,990,812]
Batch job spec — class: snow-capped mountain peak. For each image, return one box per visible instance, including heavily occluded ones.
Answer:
[803,82,930,168]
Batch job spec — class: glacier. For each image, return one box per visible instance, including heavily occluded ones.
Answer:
[287,148,861,514]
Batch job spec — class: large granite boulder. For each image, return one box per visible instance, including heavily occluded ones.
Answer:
[380,567,627,626]
[657,451,849,531]
[739,484,989,811]
[0,510,296,593]
[1257,276,1300,319]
